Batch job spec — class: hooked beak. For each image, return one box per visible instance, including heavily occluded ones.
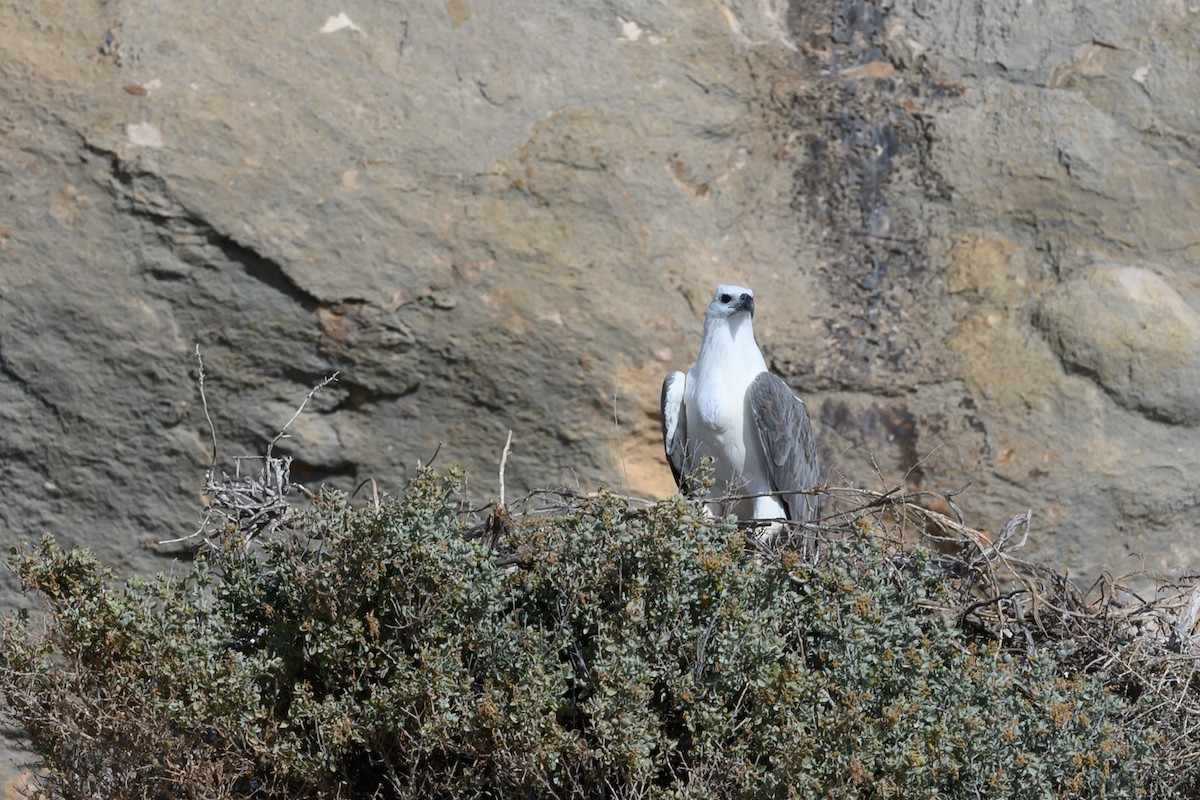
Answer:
[735,293,755,316]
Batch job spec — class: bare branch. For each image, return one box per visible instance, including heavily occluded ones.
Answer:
[194,344,218,470]
[498,430,513,508]
[266,371,341,461]
[159,364,338,549]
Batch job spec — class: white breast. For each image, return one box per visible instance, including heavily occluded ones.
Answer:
[685,361,762,490]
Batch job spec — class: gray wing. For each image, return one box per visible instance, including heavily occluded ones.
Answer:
[660,371,688,488]
[748,372,821,523]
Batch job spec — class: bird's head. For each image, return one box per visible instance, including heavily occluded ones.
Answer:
[707,284,755,320]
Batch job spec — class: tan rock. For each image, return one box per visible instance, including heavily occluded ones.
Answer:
[1037,266,1200,425]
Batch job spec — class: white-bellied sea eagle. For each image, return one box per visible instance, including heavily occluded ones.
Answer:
[661,284,821,527]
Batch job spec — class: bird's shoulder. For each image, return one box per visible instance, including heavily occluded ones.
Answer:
[661,371,687,407]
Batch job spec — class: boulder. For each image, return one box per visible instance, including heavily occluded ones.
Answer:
[1037,266,1200,426]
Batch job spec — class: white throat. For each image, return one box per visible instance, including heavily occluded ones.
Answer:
[695,313,766,378]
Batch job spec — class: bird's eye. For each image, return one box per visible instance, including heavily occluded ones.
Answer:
[719,293,732,304]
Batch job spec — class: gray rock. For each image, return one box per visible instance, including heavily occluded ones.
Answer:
[0,0,818,577]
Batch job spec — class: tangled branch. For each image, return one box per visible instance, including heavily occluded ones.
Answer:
[158,347,338,549]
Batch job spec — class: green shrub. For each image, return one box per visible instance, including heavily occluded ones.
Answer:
[0,469,1190,798]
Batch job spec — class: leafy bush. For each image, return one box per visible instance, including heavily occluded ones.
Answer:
[0,469,1194,799]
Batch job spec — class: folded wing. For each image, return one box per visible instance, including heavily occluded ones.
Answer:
[748,372,821,523]
[660,371,688,487]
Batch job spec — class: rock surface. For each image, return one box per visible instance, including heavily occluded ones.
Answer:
[1037,265,1200,426]
[2,0,1200,787]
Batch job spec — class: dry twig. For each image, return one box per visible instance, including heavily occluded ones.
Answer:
[498,430,513,508]
[158,352,339,548]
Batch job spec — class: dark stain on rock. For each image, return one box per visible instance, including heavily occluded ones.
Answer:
[781,0,961,389]
[878,404,923,487]
[819,399,926,487]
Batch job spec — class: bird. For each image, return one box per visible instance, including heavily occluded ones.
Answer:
[661,284,821,530]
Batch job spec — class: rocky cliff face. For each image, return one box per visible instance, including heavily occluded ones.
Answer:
[1,0,1198,774]
[4,0,1199,578]
[889,0,1200,576]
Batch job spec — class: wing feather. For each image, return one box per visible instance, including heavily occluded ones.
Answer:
[748,372,821,522]
[660,371,688,488]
